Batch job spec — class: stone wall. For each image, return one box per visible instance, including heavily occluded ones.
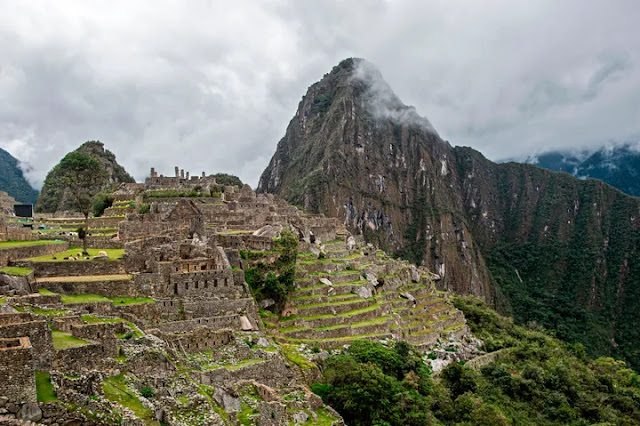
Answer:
[152,315,240,333]
[171,270,239,298]
[0,242,69,268]
[0,337,36,404]
[14,260,125,277]
[52,342,117,372]
[161,327,233,353]
[0,320,53,369]
[37,277,137,298]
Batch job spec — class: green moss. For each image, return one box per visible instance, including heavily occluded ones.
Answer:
[29,306,69,316]
[38,288,57,295]
[35,371,59,402]
[238,401,259,426]
[52,330,89,350]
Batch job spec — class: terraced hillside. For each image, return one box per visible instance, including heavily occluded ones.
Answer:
[264,237,469,352]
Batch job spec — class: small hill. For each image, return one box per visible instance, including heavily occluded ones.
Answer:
[35,141,135,213]
[0,148,39,204]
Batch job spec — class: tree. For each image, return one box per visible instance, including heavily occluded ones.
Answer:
[57,152,109,254]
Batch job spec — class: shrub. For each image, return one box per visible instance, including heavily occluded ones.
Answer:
[140,387,154,398]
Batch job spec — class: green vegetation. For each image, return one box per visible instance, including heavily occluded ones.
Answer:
[61,293,154,306]
[244,229,298,313]
[36,141,135,214]
[282,344,316,370]
[103,374,157,424]
[52,330,89,350]
[38,288,56,295]
[0,147,39,204]
[29,247,124,262]
[0,266,32,276]
[315,340,433,425]
[212,173,243,187]
[316,297,640,425]
[0,240,65,249]
[35,371,59,402]
[91,191,113,217]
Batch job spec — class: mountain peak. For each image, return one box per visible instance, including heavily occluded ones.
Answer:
[318,58,438,135]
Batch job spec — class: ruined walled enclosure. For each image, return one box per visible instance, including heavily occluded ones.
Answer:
[0,165,479,425]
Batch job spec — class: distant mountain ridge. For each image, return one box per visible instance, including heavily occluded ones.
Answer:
[521,143,640,197]
[0,147,39,204]
[35,141,135,213]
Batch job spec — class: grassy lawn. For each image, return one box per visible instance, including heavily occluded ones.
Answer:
[29,306,69,316]
[61,293,109,304]
[37,274,132,283]
[52,330,90,350]
[0,266,33,276]
[103,374,157,424]
[0,240,66,249]
[81,315,144,339]
[109,296,154,306]
[38,288,57,295]
[28,247,124,262]
[35,371,59,402]
[60,293,154,306]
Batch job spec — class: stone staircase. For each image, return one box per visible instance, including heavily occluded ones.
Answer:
[265,238,469,351]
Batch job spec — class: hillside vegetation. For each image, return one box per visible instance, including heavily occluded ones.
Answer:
[316,297,640,425]
[0,147,39,204]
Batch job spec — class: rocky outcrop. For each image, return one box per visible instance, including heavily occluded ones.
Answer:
[258,58,640,368]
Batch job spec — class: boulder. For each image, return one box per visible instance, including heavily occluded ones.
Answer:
[214,387,241,412]
[355,286,373,299]
[259,298,276,310]
[293,411,309,424]
[366,272,379,287]
[346,235,356,251]
[239,315,254,331]
[256,337,270,348]
[18,403,42,422]
[319,278,333,287]
[400,292,416,303]
[92,255,110,261]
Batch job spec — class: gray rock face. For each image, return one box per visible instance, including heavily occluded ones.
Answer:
[214,387,241,412]
[400,292,415,302]
[259,298,276,310]
[18,402,42,422]
[257,337,270,348]
[366,272,379,287]
[293,411,309,424]
[319,278,333,287]
[355,286,373,299]
[346,236,356,251]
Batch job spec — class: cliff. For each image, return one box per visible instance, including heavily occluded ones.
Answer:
[258,58,640,367]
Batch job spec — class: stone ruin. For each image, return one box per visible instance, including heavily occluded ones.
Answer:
[0,165,482,425]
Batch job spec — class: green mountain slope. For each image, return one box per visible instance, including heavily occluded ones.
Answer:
[0,148,39,204]
[258,58,640,369]
[35,141,135,213]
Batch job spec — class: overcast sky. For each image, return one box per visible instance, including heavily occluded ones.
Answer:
[1,1,639,188]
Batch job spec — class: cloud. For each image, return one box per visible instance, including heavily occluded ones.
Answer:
[0,1,639,188]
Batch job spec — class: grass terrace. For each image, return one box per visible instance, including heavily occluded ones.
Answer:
[28,247,124,262]
[58,292,154,306]
[35,371,59,402]
[37,274,133,283]
[52,330,90,350]
[0,266,33,276]
[0,240,66,249]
